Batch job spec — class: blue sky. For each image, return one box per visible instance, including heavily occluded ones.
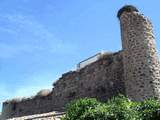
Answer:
[0,0,160,111]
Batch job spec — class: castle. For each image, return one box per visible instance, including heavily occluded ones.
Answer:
[1,5,160,120]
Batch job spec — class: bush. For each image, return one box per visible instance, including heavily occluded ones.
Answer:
[62,95,160,120]
[82,95,139,120]
[81,104,108,120]
[136,99,160,120]
[62,98,100,120]
[103,95,139,120]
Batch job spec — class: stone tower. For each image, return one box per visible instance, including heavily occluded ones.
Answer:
[118,5,160,101]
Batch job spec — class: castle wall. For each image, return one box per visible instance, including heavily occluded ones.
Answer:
[2,5,160,120]
[2,93,54,119]
[119,10,160,101]
[52,51,125,109]
[2,51,125,119]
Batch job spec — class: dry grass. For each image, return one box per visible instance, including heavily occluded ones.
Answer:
[36,89,52,97]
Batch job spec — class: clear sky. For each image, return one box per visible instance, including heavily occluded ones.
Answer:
[0,0,160,111]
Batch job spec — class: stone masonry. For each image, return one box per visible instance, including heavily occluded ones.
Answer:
[118,5,160,101]
[2,51,125,119]
[1,5,160,119]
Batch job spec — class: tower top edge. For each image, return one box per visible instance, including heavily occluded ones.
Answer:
[117,5,139,19]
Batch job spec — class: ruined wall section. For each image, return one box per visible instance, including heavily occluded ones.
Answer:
[52,71,80,110]
[2,51,125,119]
[119,10,160,101]
[77,51,125,99]
[2,91,54,119]
[51,51,125,110]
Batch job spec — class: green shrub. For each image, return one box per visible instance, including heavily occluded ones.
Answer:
[103,95,139,120]
[136,98,160,120]
[62,98,100,120]
[62,95,160,120]
[81,104,109,120]
[81,95,139,120]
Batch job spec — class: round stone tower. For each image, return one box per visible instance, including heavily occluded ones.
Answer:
[118,5,160,101]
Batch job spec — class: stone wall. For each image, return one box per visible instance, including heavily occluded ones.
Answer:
[119,6,160,101]
[2,51,125,119]
[51,51,125,110]
[2,91,54,119]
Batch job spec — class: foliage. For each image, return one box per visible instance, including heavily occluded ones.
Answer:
[136,98,160,120]
[103,95,139,120]
[62,98,100,120]
[62,95,160,120]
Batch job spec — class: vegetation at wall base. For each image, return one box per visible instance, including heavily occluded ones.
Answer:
[61,95,160,120]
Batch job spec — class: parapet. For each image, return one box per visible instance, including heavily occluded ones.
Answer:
[77,52,113,70]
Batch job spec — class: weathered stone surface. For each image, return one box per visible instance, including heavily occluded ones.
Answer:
[2,52,125,119]
[119,6,160,101]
